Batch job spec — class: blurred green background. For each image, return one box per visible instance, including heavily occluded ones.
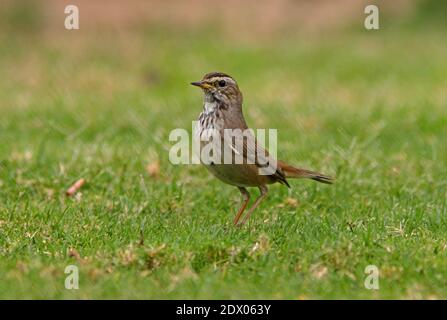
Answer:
[0,0,446,299]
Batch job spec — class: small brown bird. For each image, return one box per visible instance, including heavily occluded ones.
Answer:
[192,72,333,226]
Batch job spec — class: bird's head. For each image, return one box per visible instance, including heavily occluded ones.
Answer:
[191,72,243,107]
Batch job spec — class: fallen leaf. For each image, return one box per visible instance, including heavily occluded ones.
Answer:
[285,197,299,207]
[277,197,299,208]
[310,264,328,279]
[66,178,85,197]
[68,248,84,264]
[146,161,160,177]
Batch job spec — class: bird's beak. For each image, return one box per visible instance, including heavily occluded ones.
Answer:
[191,81,212,89]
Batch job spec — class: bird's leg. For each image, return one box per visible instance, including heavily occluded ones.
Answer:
[233,187,250,225]
[238,185,268,226]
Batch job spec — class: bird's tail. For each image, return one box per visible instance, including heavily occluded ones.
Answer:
[278,161,334,184]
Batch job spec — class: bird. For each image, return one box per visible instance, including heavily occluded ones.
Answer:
[191,72,333,226]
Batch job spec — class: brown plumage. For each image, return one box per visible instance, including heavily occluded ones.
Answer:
[278,160,333,184]
[192,72,334,226]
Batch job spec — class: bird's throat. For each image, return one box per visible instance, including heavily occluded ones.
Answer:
[203,98,218,115]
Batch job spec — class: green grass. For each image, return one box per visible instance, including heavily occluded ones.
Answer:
[0,21,447,299]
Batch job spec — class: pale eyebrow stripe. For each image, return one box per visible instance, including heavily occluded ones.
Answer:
[206,77,236,84]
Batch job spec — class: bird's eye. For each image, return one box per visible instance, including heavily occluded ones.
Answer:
[218,80,226,87]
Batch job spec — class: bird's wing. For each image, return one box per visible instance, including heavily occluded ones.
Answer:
[221,129,290,186]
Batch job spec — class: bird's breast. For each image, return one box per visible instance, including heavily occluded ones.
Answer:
[196,109,224,136]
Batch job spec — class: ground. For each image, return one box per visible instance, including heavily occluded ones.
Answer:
[0,1,446,299]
